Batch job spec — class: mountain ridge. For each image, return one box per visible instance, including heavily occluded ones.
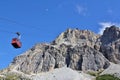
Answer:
[1,26,120,80]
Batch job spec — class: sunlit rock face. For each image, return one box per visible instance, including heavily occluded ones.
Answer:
[8,28,111,74]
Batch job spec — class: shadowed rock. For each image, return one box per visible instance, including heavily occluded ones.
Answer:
[100,26,120,64]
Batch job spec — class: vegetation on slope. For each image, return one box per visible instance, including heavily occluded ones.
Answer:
[96,74,120,80]
[0,74,31,80]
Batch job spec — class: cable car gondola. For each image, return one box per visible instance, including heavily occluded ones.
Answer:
[11,32,22,48]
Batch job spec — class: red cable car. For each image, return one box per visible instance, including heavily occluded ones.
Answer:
[11,32,22,48]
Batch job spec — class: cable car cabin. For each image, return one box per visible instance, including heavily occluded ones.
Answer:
[11,38,22,48]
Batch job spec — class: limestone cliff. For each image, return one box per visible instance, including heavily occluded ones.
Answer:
[2,26,120,80]
[8,28,110,74]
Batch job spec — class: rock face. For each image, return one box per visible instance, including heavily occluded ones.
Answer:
[10,43,65,74]
[101,25,120,45]
[52,28,100,48]
[66,45,109,71]
[8,28,110,74]
[100,26,120,63]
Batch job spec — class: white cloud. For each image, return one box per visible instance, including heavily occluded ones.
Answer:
[75,5,87,16]
[98,22,120,35]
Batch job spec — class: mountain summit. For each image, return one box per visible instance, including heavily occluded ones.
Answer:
[52,28,100,47]
[101,25,120,44]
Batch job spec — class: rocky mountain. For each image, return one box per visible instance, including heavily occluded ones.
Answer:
[7,28,110,74]
[1,26,120,80]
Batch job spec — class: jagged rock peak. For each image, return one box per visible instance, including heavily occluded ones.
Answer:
[101,25,120,45]
[52,28,100,48]
[100,26,120,64]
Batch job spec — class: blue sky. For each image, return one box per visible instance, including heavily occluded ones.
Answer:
[0,0,120,69]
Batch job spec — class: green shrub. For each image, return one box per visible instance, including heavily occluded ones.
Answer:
[96,74,120,80]
[87,71,98,76]
[87,70,103,77]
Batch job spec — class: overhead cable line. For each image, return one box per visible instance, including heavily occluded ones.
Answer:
[0,28,15,34]
[0,16,41,30]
